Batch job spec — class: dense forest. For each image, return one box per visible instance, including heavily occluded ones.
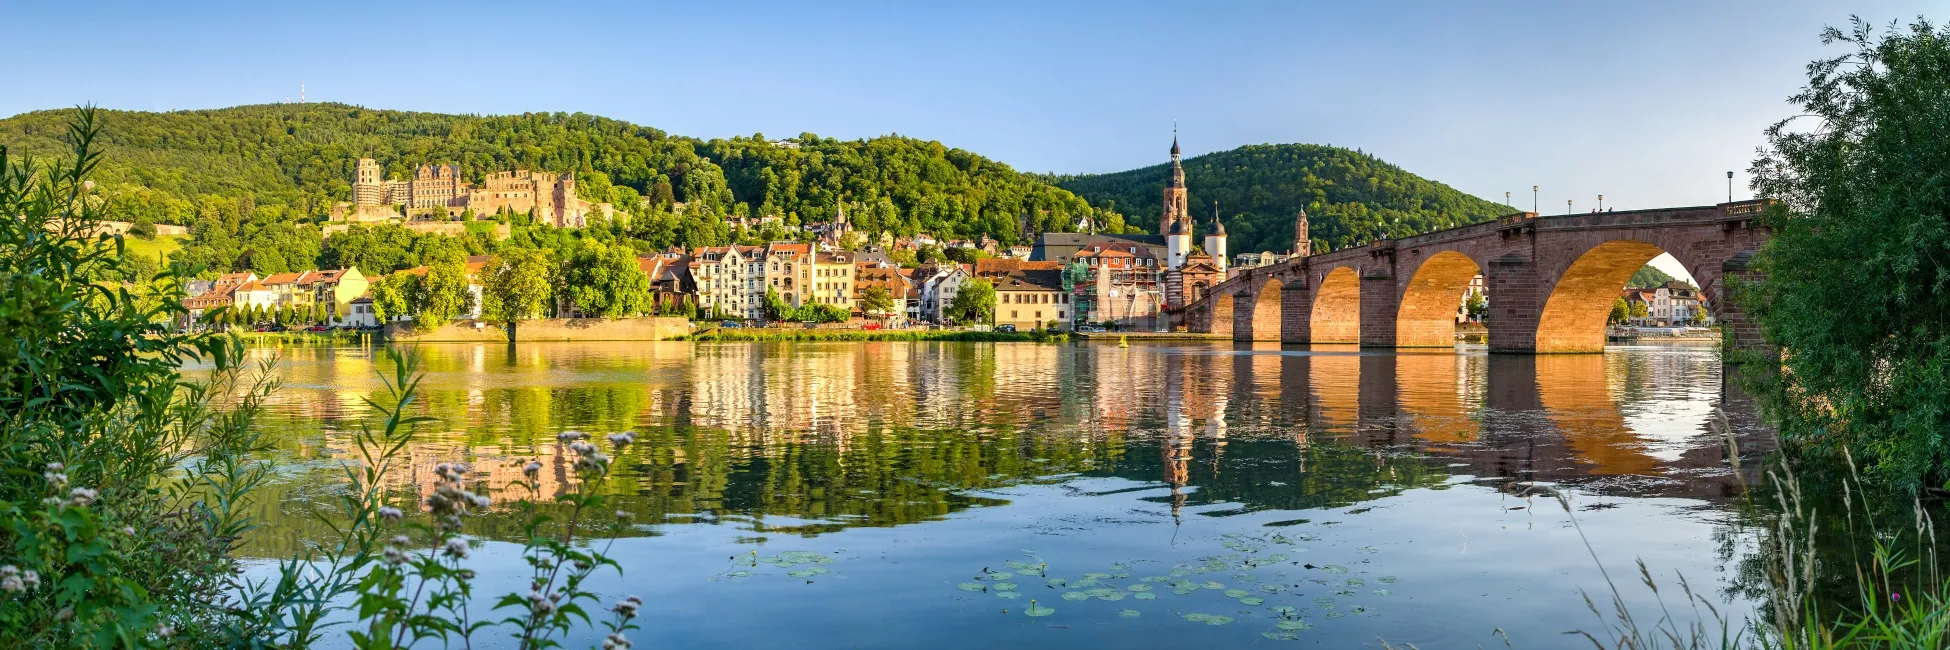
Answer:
[1050,143,1513,254]
[0,104,1510,275]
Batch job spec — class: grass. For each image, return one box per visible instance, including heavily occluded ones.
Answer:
[1560,412,1950,649]
[680,328,1068,343]
[120,233,183,263]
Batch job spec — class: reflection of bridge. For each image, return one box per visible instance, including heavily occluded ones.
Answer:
[1175,202,1770,352]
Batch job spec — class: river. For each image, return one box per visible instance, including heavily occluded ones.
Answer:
[217,340,1775,648]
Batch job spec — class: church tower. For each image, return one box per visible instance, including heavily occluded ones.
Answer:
[1161,131,1188,235]
[1293,208,1311,257]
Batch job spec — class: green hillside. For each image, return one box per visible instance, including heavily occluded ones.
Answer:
[0,103,1111,250]
[1050,143,1514,254]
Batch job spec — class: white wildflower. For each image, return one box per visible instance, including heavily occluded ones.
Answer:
[378,506,404,522]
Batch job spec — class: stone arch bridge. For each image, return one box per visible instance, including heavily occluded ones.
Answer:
[1174,201,1769,353]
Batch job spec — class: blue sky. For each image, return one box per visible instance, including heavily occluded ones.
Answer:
[0,1,1927,216]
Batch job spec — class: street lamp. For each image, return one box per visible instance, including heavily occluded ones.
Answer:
[1532,185,1538,214]
[1567,199,1573,215]
[1598,194,1604,211]
[1726,171,1734,202]
[1505,191,1511,209]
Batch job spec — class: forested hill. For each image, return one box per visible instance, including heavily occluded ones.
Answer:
[0,103,1122,247]
[1050,143,1514,254]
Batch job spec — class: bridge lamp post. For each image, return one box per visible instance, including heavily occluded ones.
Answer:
[1532,185,1538,214]
[1567,199,1573,215]
[1505,191,1511,208]
[1727,171,1734,202]
[1598,194,1603,211]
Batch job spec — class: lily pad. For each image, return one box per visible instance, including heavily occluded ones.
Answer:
[1061,591,1090,601]
[986,571,1013,580]
[958,583,987,592]
[1182,613,1214,623]
[1223,589,1250,598]
[1263,632,1299,641]
[1133,592,1157,600]
[1239,597,1265,606]
[1118,608,1141,618]
[727,570,751,578]
[996,591,1021,599]
[1374,589,1392,597]
[1270,605,1297,615]
[1276,620,1314,631]
[1083,572,1113,580]
[1204,615,1234,626]
[1025,603,1056,617]
[1321,565,1348,574]
[1127,584,1152,592]
[787,567,829,578]
[1072,577,1100,587]
[1378,576,1398,584]
[1097,591,1126,601]
[993,582,1018,591]
[1046,578,1068,587]
[1346,578,1365,587]
[1140,576,1170,583]
[1203,581,1225,590]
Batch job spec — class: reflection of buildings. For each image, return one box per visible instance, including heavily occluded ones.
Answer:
[231,339,1768,557]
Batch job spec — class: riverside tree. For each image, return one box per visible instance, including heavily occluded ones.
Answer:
[561,240,652,319]
[482,248,556,341]
[1744,17,1950,488]
[946,278,995,326]
[416,256,473,328]
[861,285,896,319]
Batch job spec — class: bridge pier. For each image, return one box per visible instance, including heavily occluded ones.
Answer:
[1486,252,1544,353]
[1359,268,1400,348]
[1717,251,1772,359]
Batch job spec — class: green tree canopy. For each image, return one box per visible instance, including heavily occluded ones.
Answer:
[481,248,556,337]
[947,279,995,326]
[1743,18,1950,488]
[561,241,651,319]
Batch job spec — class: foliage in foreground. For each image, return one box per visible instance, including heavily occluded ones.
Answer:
[1740,17,1950,490]
[0,110,647,648]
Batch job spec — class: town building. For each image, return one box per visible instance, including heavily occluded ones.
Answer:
[690,245,765,320]
[809,252,855,309]
[762,242,817,310]
[637,252,695,313]
[917,264,974,324]
[993,268,1072,331]
[854,263,911,323]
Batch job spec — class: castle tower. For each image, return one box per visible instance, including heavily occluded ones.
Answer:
[352,158,382,206]
[1293,208,1311,257]
[1161,131,1188,235]
[1204,202,1228,273]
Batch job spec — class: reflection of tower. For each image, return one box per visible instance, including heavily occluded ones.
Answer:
[1163,353,1192,526]
[1204,395,1228,474]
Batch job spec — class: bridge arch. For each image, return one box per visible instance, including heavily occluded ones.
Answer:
[1396,250,1482,348]
[1242,278,1286,341]
[1209,291,1234,337]
[1535,239,1700,353]
[1311,266,1360,344]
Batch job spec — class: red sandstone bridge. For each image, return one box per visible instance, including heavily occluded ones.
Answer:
[1173,201,1770,353]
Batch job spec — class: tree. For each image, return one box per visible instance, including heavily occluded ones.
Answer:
[861,285,895,319]
[368,273,413,323]
[1609,298,1631,325]
[1464,290,1488,322]
[946,279,995,326]
[1742,18,1950,487]
[761,287,793,322]
[481,248,555,341]
[1629,301,1649,321]
[561,241,652,319]
[417,258,472,329]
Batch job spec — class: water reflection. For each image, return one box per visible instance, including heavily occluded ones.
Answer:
[218,341,1765,554]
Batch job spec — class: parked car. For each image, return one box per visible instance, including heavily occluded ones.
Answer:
[719,320,744,329]
[307,325,330,332]
[863,322,883,331]
[995,324,1017,333]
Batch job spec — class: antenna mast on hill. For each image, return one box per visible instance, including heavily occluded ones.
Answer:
[301,83,305,103]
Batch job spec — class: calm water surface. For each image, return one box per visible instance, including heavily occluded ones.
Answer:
[220,341,1774,648]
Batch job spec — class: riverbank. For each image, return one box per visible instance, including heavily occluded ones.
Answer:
[682,328,1066,342]
[1071,331,1232,342]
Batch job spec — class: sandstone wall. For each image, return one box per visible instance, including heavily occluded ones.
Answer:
[387,317,693,342]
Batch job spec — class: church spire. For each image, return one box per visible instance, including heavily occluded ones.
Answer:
[1294,208,1311,257]
[1160,128,1188,235]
